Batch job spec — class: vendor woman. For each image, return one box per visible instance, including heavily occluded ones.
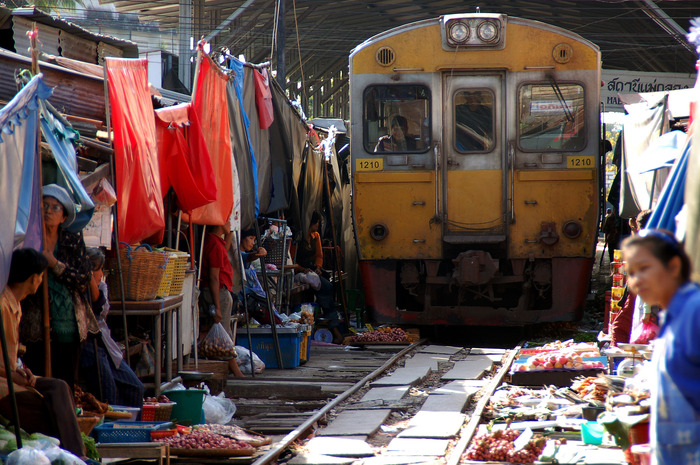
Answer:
[622,229,700,464]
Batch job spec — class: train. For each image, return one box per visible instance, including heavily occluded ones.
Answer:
[349,13,602,326]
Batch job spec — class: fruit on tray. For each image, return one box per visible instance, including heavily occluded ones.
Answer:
[154,430,252,450]
[516,352,605,372]
[349,327,410,343]
[463,428,546,464]
[144,395,171,403]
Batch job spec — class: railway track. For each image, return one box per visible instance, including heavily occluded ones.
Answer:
[203,341,519,465]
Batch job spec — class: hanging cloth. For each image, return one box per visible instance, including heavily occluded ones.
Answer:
[155,103,217,213]
[1,76,49,289]
[105,58,165,244]
[189,51,233,226]
[253,68,274,129]
[40,110,95,233]
[228,58,258,226]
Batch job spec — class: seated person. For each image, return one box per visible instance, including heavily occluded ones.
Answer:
[291,211,343,344]
[0,248,84,457]
[455,91,493,151]
[375,115,416,152]
[239,229,282,326]
[79,248,145,406]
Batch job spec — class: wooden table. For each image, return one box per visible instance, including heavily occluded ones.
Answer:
[98,442,170,464]
[109,294,184,395]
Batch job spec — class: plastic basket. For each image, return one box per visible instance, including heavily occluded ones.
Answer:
[261,237,290,268]
[107,243,167,301]
[155,249,190,297]
[93,421,173,443]
[141,402,176,421]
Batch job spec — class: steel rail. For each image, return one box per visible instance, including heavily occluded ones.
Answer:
[252,338,427,465]
[445,344,522,465]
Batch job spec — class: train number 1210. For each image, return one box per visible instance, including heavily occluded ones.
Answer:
[567,156,594,169]
[356,158,384,171]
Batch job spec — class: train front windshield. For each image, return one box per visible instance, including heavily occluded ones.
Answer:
[363,85,431,153]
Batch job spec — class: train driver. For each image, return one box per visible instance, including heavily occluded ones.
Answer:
[455,91,493,151]
[374,115,416,152]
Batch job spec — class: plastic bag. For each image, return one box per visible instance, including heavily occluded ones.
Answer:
[90,178,117,207]
[198,322,236,359]
[134,341,156,378]
[43,446,87,465]
[235,346,265,374]
[295,272,321,291]
[203,392,237,424]
[631,321,660,344]
[6,447,51,465]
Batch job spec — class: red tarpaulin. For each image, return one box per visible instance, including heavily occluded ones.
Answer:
[155,103,217,213]
[253,68,274,129]
[106,58,165,244]
[189,51,233,226]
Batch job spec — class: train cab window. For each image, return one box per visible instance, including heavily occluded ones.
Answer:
[454,90,494,152]
[518,83,585,151]
[363,85,430,153]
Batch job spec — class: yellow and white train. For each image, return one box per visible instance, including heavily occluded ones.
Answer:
[350,13,601,325]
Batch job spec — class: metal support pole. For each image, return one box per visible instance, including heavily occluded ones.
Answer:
[322,158,349,323]
[178,0,193,90]
[275,0,285,89]
[235,231,256,377]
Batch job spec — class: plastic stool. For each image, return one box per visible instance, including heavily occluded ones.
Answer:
[345,289,365,329]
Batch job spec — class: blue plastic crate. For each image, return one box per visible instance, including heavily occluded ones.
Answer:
[93,421,173,443]
[236,327,302,369]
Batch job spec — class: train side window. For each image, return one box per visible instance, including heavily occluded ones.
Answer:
[454,89,494,152]
[518,83,585,151]
[363,85,431,153]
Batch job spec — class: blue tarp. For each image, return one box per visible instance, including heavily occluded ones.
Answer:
[40,112,94,232]
[646,139,691,233]
[0,75,50,290]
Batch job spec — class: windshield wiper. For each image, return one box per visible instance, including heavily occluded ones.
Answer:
[548,75,574,122]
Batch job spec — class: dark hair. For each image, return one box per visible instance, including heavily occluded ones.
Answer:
[87,247,105,271]
[310,211,322,228]
[389,115,408,131]
[8,248,48,284]
[623,228,691,283]
[636,210,652,229]
[241,228,256,239]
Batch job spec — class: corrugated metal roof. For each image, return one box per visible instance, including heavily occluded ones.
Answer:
[59,29,98,63]
[12,16,61,58]
[9,6,138,57]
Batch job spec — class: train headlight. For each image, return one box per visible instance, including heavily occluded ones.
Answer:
[562,221,582,239]
[370,223,388,241]
[477,21,499,43]
[448,22,469,43]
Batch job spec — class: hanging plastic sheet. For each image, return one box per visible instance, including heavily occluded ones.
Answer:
[253,68,274,129]
[189,51,233,226]
[646,139,690,233]
[243,67,272,214]
[106,58,165,244]
[40,110,95,233]
[155,103,217,213]
[0,75,49,288]
[227,59,257,229]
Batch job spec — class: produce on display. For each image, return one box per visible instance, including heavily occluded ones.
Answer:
[349,327,411,343]
[73,386,109,414]
[198,322,236,359]
[154,429,252,450]
[198,424,272,446]
[145,395,172,403]
[463,428,546,464]
[515,351,605,372]
[571,377,610,402]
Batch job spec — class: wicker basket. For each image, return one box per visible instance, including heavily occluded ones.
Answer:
[107,243,167,301]
[77,415,102,435]
[141,402,176,421]
[155,248,190,297]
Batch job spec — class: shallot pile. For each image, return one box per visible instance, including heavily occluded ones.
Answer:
[155,430,252,450]
[350,327,409,343]
[463,429,546,464]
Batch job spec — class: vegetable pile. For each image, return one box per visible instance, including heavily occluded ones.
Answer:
[463,429,546,464]
[155,429,252,450]
[350,327,410,343]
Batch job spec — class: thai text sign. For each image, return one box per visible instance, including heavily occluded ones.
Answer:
[602,69,696,113]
